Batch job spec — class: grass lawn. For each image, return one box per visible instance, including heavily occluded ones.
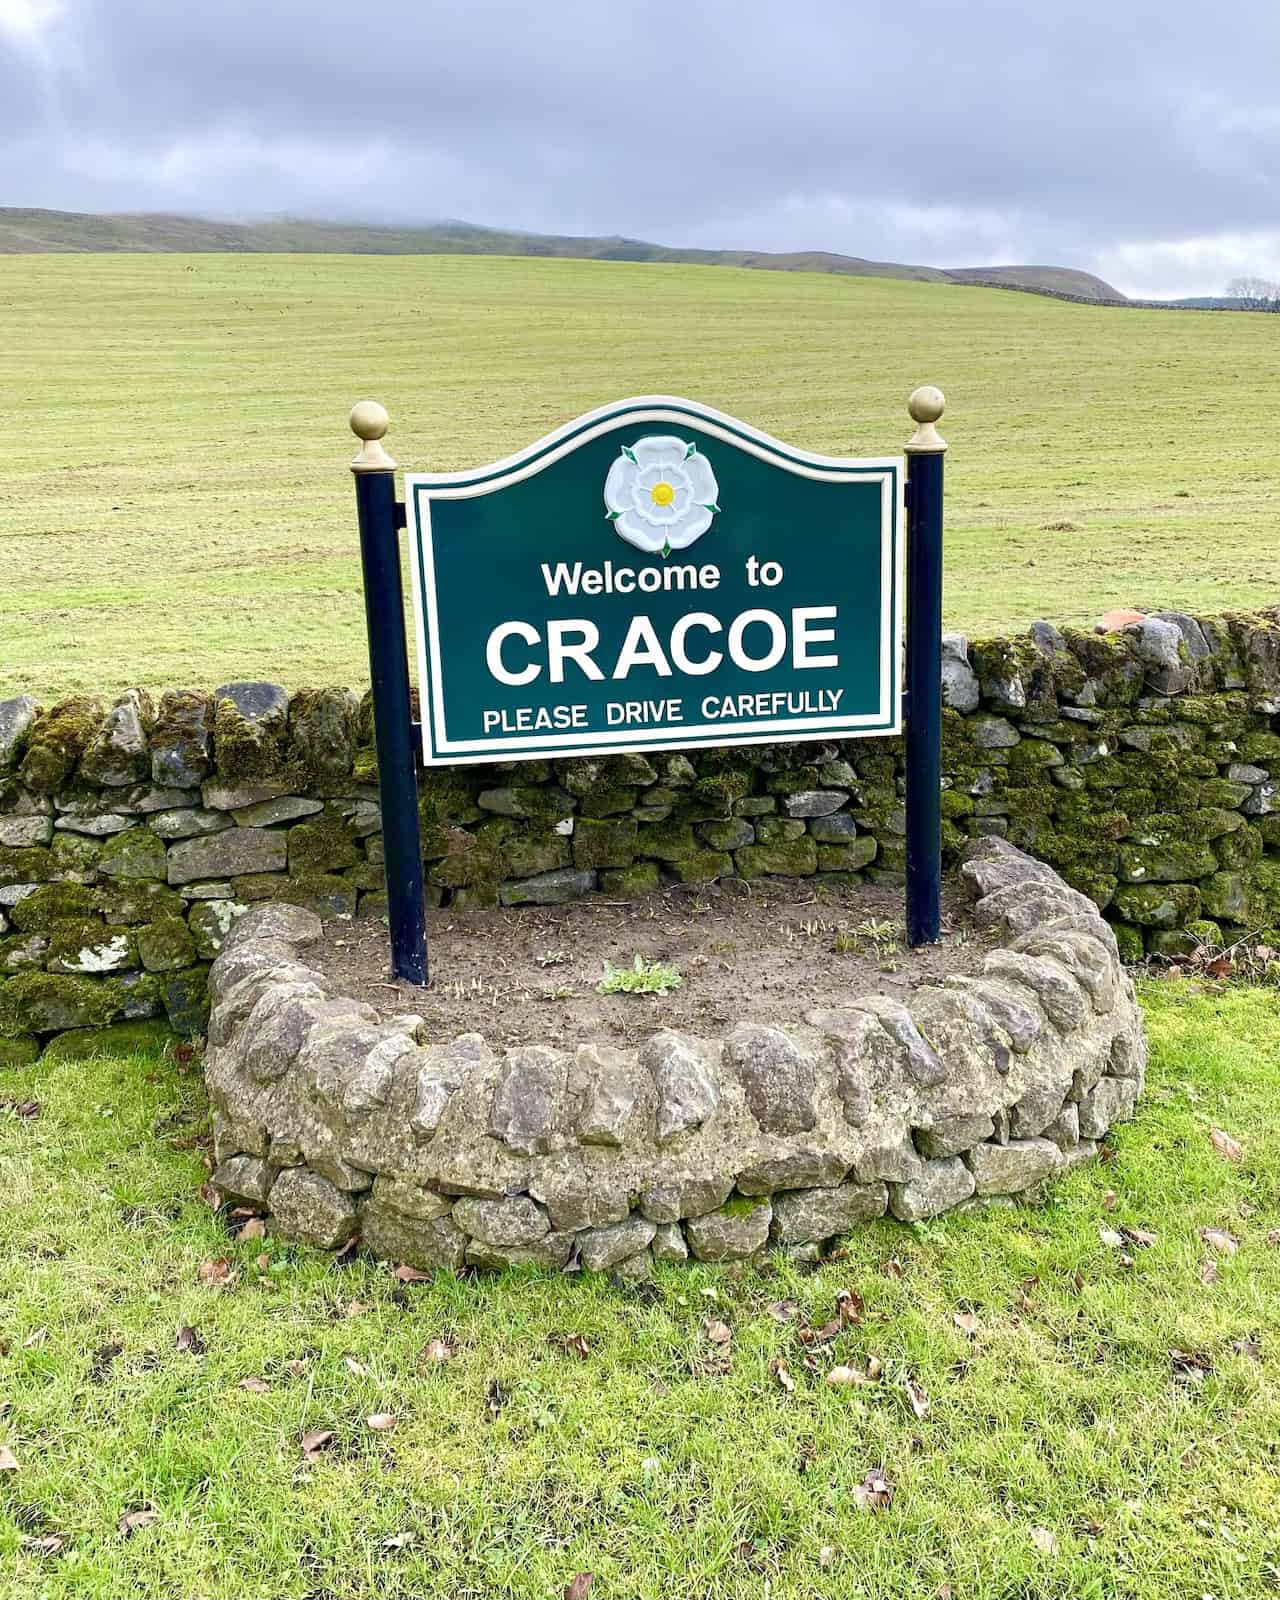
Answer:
[2,252,1279,701]
[0,977,1277,1599]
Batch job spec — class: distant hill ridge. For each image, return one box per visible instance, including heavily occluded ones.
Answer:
[0,206,1127,302]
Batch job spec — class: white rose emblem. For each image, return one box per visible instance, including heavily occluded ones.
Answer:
[603,435,720,556]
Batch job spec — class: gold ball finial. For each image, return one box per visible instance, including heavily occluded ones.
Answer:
[908,385,945,425]
[348,400,396,473]
[905,385,947,453]
[349,400,389,441]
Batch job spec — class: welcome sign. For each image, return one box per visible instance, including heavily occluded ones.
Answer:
[404,397,903,767]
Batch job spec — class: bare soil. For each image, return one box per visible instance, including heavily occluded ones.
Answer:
[311,876,992,1050]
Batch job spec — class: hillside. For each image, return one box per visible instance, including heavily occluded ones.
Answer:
[0,206,1123,301]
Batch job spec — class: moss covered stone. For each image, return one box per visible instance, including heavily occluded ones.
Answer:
[99,879,184,925]
[10,882,98,933]
[1214,827,1263,871]
[288,687,359,786]
[151,690,211,788]
[161,964,211,1035]
[754,816,806,845]
[1148,929,1199,957]
[1007,738,1064,773]
[815,838,878,872]
[579,785,637,818]
[19,696,103,794]
[1111,922,1145,963]
[668,849,733,884]
[698,818,754,851]
[448,883,498,911]
[0,933,49,973]
[476,785,573,822]
[98,825,167,881]
[0,971,123,1034]
[573,817,638,871]
[736,837,818,878]
[273,873,357,919]
[1200,872,1251,922]
[427,826,507,890]
[136,915,197,972]
[1113,882,1202,928]
[1117,841,1218,883]
[599,863,659,897]
[0,1032,39,1066]
[41,1019,174,1062]
[636,821,697,861]
[0,845,51,888]
[188,900,247,959]
[211,683,291,783]
[48,833,102,883]
[46,920,135,975]
[286,811,361,875]
[692,769,753,813]
[494,821,571,880]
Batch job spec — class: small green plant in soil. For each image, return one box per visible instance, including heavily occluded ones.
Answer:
[597,954,683,996]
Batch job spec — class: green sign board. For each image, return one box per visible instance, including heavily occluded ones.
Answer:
[405,397,903,766]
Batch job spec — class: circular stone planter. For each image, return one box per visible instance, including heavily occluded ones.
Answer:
[203,838,1147,1276]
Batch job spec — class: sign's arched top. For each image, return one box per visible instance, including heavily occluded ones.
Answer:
[404,396,904,767]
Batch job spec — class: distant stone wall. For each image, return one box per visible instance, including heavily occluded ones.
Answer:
[201,841,1146,1274]
[3,606,1280,1058]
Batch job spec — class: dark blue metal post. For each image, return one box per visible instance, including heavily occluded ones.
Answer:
[904,387,947,947]
[350,402,428,985]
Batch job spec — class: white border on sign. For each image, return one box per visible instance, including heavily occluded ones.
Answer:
[404,396,904,765]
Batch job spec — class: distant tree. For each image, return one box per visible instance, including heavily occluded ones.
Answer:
[1226,276,1280,310]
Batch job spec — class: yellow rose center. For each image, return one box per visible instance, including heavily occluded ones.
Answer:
[649,480,675,507]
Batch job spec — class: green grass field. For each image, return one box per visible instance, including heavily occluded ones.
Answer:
[2,253,1278,701]
[1,978,1277,1599]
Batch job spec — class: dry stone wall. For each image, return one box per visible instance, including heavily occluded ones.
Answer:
[202,839,1146,1273]
[3,605,1280,1056]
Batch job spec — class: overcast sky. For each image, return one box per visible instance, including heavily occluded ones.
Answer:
[2,0,1277,298]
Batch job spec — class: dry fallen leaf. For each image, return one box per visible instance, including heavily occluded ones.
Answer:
[1122,1226,1157,1248]
[420,1338,455,1364]
[24,1533,66,1556]
[344,1300,374,1319]
[197,1181,222,1210]
[953,1310,979,1338]
[564,1332,590,1361]
[1101,1189,1118,1211]
[564,1573,595,1600]
[766,1299,800,1323]
[903,1374,930,1419]
[883,1257,905,1280]
[0,1445,18,1472]
[118,1506,160,1537]
[175,1325,206,1356]
[1199,1227,1238,1257]
[1100,1228,1125,1249]
[703,1318,733,1346]
[238,1376,271,1394]
[300,1429,335,1458]
[393,1263,431,1283]
[238,1217,266,1241]
[835,1287,865,1324]
[853,1469,894,1511]
[344,1357,368,1378]
[197,1257,236,1289]
[771,1358,795,1393]
[1170,1348,1213,1380]
[1231,1335,1262,1362]
[818,1545,837,1570]
[1199,1259,1220,1285]
[365,1413,397,1432]
[380,1531,416,1551]
[1030,1526,1060,1556]
[23,1327,47,1349]
[826,1364,872,1388]
[286,1359,308,1377]
[1210,1128,1244,1163]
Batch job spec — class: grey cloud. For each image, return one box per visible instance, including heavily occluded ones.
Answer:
[2,0,1278,294]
